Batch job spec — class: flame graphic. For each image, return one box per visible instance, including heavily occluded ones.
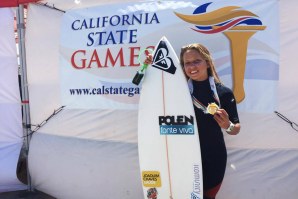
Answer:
[175,2,264,34]
[175,2,266,103]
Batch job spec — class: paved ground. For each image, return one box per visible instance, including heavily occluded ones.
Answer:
[0,190,56,199]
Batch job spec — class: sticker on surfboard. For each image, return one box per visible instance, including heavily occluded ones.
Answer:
[151,40,177,74]
[138,36,203,199]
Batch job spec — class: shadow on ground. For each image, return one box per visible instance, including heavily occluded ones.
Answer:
[0,190,56,199]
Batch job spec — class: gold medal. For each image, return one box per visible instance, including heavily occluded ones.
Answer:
[206,102,219,115]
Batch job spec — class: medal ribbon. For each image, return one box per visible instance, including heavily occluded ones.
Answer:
[192,95,208,114]
[208,76,221,107]
[188,77,221,114]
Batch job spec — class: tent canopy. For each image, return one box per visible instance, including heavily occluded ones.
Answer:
[0,0,39,8]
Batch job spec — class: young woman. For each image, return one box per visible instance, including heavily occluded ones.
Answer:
[180,43,240,199]
[144,43,240,199]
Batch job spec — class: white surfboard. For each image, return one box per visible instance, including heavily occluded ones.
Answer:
[138,36,203,199]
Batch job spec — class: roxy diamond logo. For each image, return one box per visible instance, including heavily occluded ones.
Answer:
[152,40,176,74]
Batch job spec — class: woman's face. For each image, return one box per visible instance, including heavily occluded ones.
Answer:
[183,49,209,81]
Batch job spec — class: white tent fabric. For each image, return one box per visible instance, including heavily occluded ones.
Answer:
[24,1,298,199]
[0,8,27,192]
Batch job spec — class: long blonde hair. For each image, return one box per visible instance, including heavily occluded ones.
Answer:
[180,43,221,83]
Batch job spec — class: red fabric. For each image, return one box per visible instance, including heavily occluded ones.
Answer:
[204,183,222,199]
[0,0,40,8]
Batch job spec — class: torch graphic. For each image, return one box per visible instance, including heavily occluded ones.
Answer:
[175,3,266,103]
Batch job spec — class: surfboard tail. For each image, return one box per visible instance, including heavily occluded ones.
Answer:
[132,70,145,85]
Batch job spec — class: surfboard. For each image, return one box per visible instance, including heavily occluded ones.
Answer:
[138,36,203,199]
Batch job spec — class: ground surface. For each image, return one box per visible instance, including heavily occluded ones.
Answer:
[0,190,56,199]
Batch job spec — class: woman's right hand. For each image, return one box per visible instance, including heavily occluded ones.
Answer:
[144,54,153,65]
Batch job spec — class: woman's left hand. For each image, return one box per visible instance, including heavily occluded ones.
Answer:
[213,109,230,129]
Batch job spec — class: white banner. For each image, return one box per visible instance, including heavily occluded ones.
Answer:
[60,0,279,112]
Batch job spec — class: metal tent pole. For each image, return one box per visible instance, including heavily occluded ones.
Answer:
[16,4,33,192]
